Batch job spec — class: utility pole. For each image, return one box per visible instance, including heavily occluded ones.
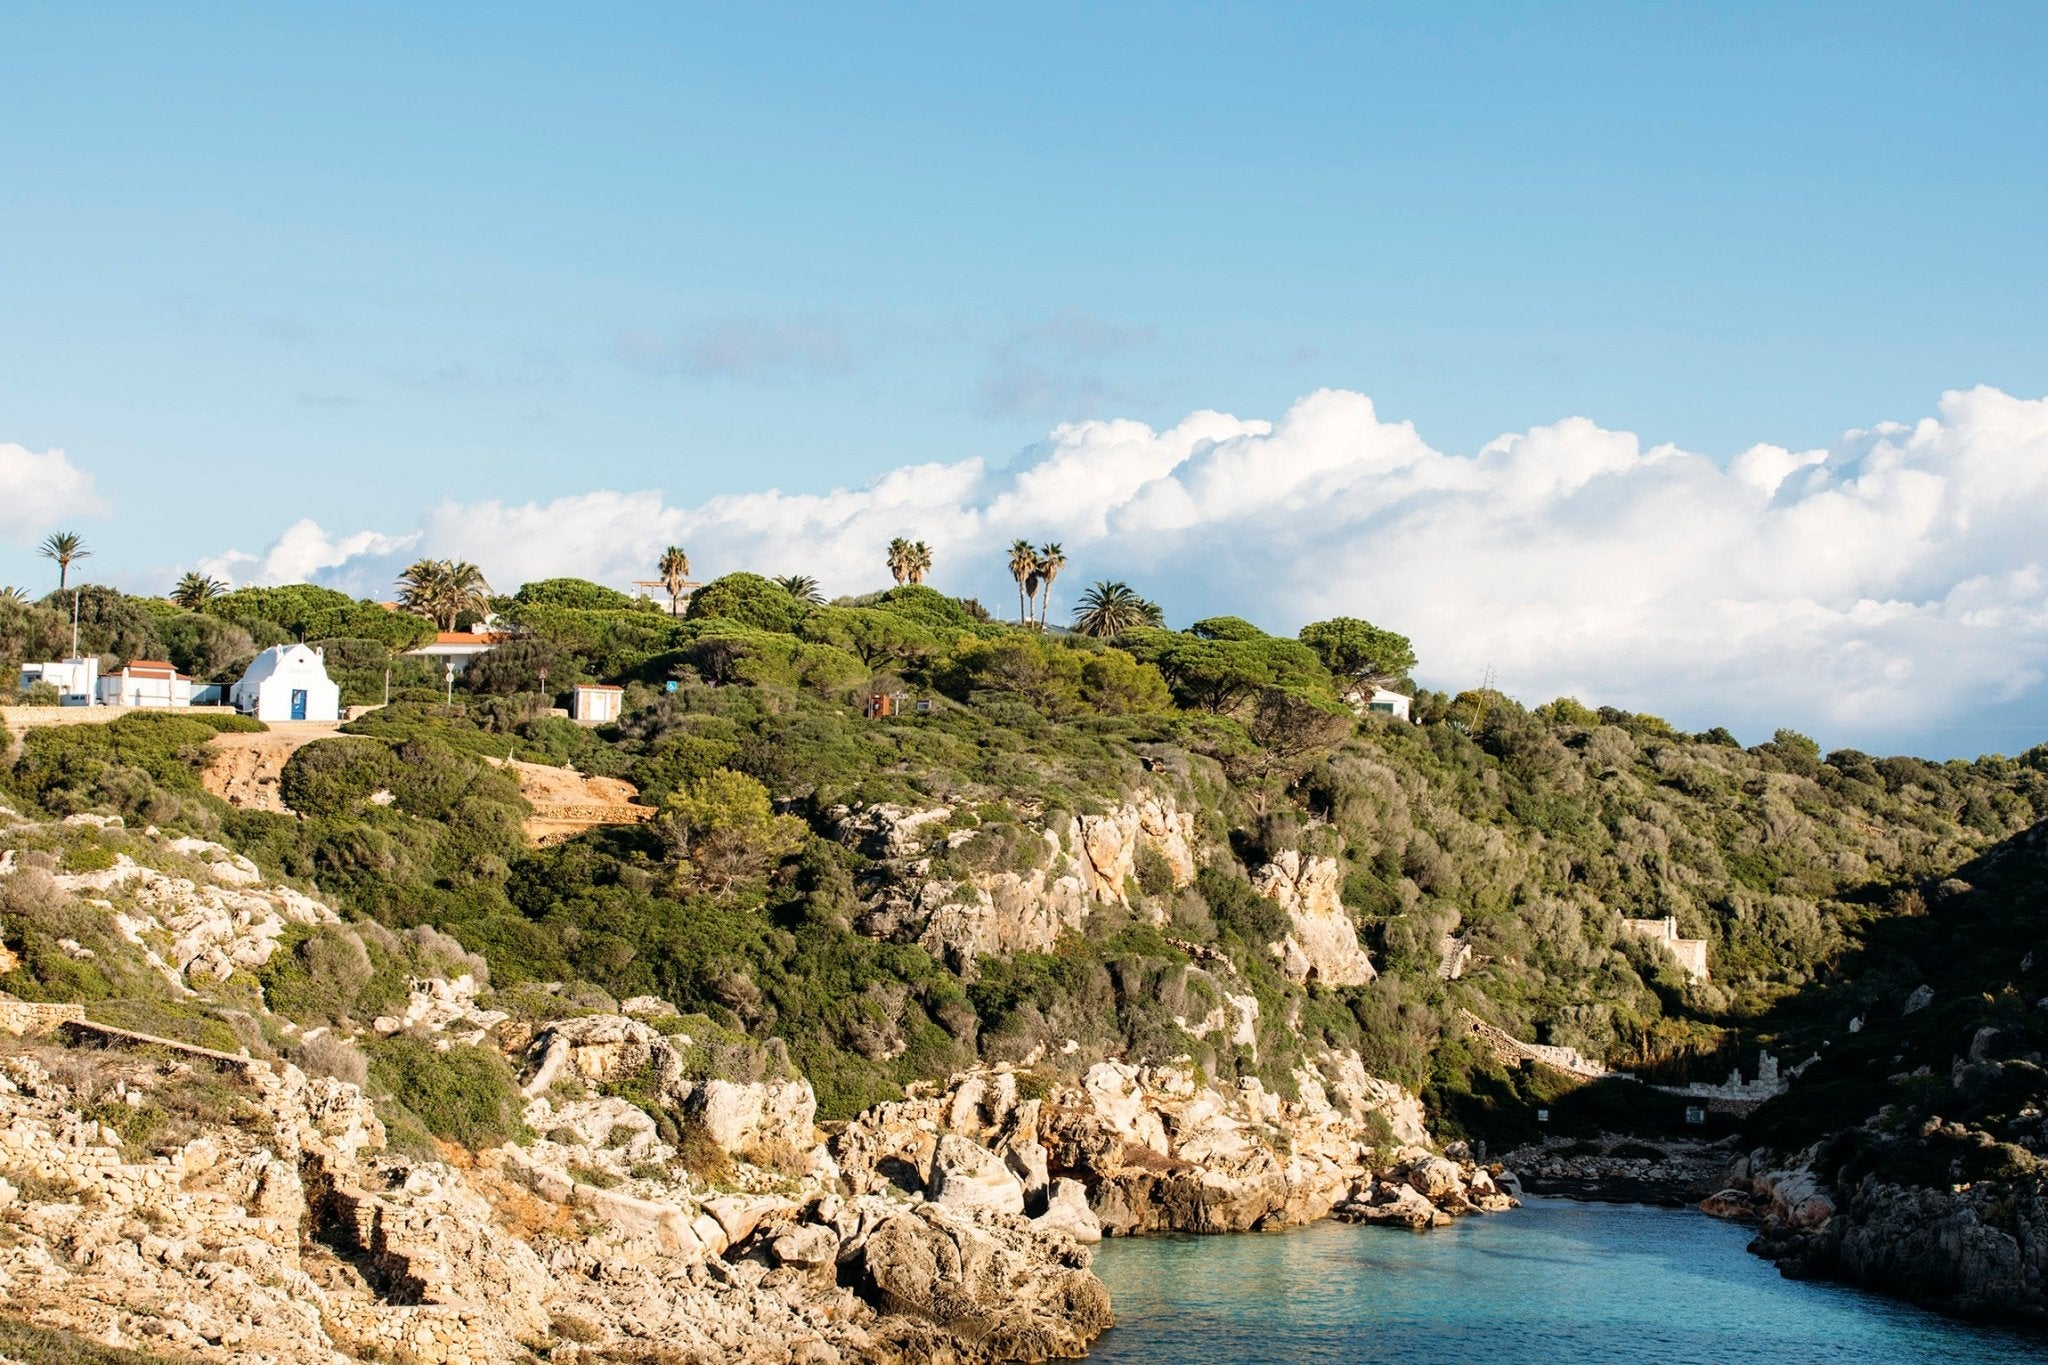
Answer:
[70,588,80,660]
[1472,664,1497,734]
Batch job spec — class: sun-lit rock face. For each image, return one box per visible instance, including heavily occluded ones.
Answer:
[12,830,341,989]
[846,788,1200,972]
[829,1054,1502,1245]
[0,1033,1116,1364]
[1251,849,1377,987]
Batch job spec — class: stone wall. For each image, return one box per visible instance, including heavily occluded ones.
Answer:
[1459,1009,1613,1080]
[0,998,85,1037]
[1620,916,1710,982]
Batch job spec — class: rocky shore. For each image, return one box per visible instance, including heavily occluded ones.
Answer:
[1501,1135,1734,1208]
[0,1024,1110,1364]
[0,1012,1520,1364]
[834,1054,1517,1239]
[1700,1144,2048,1325]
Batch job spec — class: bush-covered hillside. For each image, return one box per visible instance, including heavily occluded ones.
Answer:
[5,570,2044,1131]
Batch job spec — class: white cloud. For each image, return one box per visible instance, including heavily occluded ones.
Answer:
[197,519,418,589]
[0,442,108,540]
[209,385,2048,753]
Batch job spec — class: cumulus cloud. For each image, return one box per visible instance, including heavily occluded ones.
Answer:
[210,385,2048,752]
[197,519,419,589]
[0,442,108,540]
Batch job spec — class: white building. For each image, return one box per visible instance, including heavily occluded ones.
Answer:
[97,660,196,708]
[19,658,100,706]
[1360,687,1413,722]
[570,683,623,725]
[231,644,342,722]
[405,627,507,676]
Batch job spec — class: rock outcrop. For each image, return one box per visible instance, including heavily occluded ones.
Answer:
[845,790,1200,972]
[520,1012,820,1158]
[11,830,340,988]
[0,1036,1117,1363]
[1251,850,1376,986]
[1703,1140,2048,1323]
[832,1055,1508,1242]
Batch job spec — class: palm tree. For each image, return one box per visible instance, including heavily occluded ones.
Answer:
[396,558,493,630]
[657,546,693,616]
[1007,539,1037,626]
[440,560,492,628]
[0,586,28,605]
[906,541,933,585]
[773,574,824,604]
[38,532,90,589]
[1071,580,1157,638]
[396,559,447,626]
[1033,543,1066,629]
[171,572,226,611]
[886,538,913,586]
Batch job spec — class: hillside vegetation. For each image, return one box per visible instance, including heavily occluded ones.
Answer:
[5,572,2044,1140]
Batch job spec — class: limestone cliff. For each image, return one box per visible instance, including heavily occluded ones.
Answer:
[844,790,1199,972]
[0,1030,1113,1363]
[832,1055,1513,1241]
[1251,850,1377,987]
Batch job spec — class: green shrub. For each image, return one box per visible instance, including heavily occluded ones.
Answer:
[367,1036,527,1149]
[686,573,813,634]
[278,737,396,817]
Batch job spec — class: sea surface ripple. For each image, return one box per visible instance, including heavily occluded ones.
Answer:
[1087,1198,2044,1362]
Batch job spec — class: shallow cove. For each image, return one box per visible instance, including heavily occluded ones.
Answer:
[1087,1198,2042,1362]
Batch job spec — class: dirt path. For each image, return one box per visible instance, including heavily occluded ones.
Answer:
[202,722,347,813]
[488,758,655,844]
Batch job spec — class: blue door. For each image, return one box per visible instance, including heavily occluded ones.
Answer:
[290,689,308,720]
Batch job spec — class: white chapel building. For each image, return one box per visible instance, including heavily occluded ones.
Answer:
[231,645,342,722]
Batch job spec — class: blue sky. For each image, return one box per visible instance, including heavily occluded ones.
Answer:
[3,3,2045,756]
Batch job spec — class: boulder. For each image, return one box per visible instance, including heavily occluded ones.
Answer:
[1034,1178,1103,1244]
[769,1222,840,1271]
[848,1207,1111,1360]
[927,1134,1027,1216]
[1340,1182,1450,1230]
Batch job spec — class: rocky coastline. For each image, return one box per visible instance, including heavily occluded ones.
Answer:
[1698,1145,2048,1326]
[1501,1135,1734,1209]
[0,1006,1519,1364]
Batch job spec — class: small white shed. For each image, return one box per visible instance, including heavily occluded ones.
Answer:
[231,644,342,722]
[98,660,195,708]
[570,683,623,726]
[1361,687,1413,721]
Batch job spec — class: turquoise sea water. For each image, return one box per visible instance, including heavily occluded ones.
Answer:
[1087,1199,2045,1362]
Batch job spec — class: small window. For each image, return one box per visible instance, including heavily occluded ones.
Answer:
[1367,702,1396,714]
